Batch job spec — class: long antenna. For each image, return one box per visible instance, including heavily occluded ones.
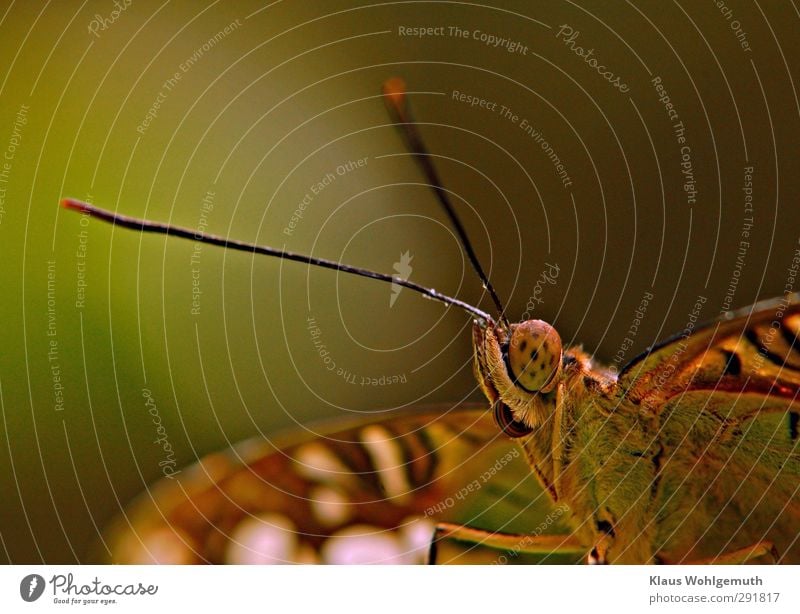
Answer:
[382,78,509,328]
[60,198,491,322]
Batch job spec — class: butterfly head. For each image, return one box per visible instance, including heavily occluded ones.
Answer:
[473,319,564,437]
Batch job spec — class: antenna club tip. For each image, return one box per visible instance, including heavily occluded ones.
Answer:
[382,77,407,109]
[60,198,90,213]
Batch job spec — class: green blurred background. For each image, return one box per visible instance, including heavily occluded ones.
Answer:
[1,1,799,563]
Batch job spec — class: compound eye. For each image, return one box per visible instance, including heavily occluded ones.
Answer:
[507,320,562,393]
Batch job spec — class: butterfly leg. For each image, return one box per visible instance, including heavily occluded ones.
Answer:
[428,522,584,564]
[682,541,779,564]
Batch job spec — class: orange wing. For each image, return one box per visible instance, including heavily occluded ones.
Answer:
[619,292,800,410]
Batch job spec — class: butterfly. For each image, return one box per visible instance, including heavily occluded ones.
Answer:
[63,79,799,565]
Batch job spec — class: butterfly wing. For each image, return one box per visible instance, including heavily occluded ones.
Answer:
[100,404,571,564]
[617,293,800,562]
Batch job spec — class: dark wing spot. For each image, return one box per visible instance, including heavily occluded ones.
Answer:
[790,412,799,441]
[540,363,546,370]
[780,320,799,349]
[530,349,538,362]
[596,520,615,538]
[650,443,664,499]
[520,340,527,352]
[745,328,786,368]
[720,349,742,377]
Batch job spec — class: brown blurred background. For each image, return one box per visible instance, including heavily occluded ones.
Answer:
[0,1,798,563]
